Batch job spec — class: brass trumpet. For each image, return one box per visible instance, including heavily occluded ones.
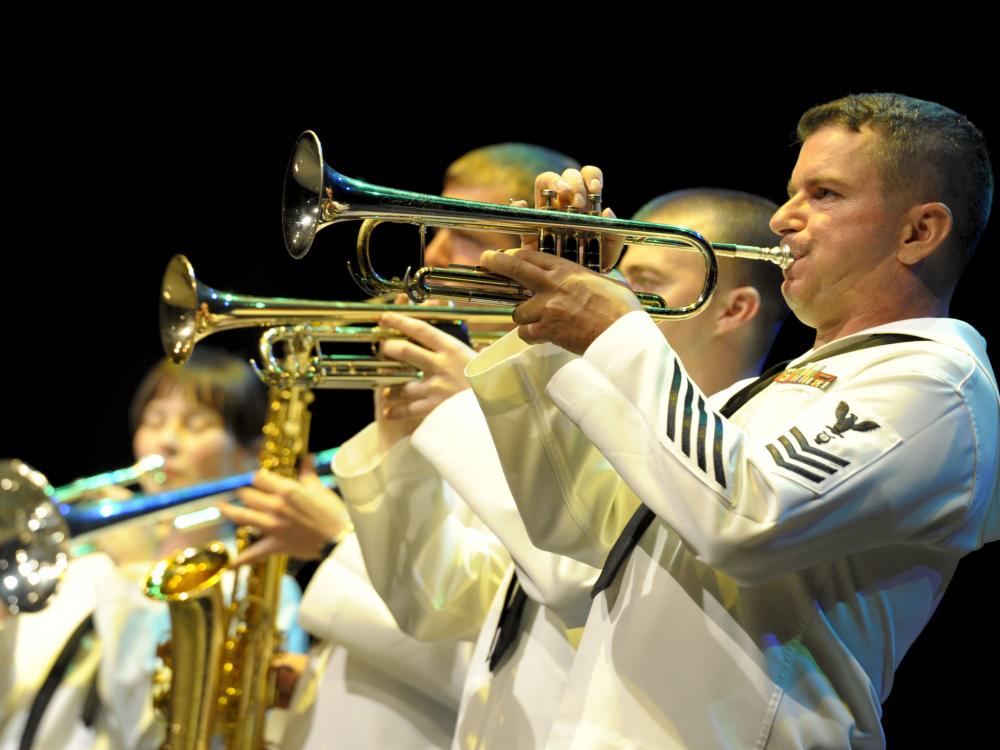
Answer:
[254,323,505,389]
[282,130,792,318]
[161,254,511,365]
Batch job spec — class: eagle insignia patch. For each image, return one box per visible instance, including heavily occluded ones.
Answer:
[765,400,900,491]
[815,401,881,444]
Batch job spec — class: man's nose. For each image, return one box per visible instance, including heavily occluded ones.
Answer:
[769,194,805,236]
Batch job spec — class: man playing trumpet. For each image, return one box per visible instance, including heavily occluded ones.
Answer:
[467,93,999,748]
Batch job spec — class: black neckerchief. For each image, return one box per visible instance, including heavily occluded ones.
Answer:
[486,571,529,672]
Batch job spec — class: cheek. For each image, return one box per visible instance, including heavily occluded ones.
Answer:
[133,428,154,460]
[186,432,239,477]
[664,270,708,309]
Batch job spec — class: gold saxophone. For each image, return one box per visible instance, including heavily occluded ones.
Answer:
[145,369,313,749]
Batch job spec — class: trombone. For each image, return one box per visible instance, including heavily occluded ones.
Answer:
[50,454,167,504]
[0,448,339,614]
[282,130,792,318]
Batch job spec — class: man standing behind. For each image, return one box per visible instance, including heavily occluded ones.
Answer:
[350,186,787,748]
[468,94,998,747]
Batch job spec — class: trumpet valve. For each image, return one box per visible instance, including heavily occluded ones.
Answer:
[538,189,558,255]
[583,193,603,271]
[563,206,582,264]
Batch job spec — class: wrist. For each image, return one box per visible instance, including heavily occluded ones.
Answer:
[317,521,355,560]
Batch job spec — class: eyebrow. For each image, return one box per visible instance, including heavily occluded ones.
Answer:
[622,261,669,276]
[786,175,851,198]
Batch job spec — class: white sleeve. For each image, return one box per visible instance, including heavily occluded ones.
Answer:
[527,311,997,585]
[0,616,18,725]
[92,560,169,750]
[413,389,599,627]
[298,535,469,708]
[466,330,641,569]
[334,422,509,641]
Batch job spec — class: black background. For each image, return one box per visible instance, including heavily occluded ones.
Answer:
[3,65,996,745]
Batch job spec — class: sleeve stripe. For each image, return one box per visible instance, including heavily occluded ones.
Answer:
[712,412,727,489]
[667,360,682,441]
[777,435,838,474]
[696,395,708,472]
[789,427,850,466]
[765,443,825,483]
[682,382,694,457]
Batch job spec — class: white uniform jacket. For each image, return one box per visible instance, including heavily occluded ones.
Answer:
[1,551,306,750]
[284,533,471,750]
[336,393,599,749]
[466,313,1000,749]
[1,554,112,750]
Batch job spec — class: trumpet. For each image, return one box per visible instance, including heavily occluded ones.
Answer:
[282,130,792,318]
[254,322,505,389]
[161,254,511,365]
[0,448,338,614]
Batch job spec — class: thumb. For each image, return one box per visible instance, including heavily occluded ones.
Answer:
[232,535,281,567]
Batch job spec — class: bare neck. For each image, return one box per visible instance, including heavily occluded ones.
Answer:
[811,298,950,349]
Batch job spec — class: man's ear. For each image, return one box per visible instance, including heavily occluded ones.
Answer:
[898,202,953,266]
[715,286,761,335]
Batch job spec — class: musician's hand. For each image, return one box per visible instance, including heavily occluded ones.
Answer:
[221,458,351,565]
[377,312,476,421]
[516,166,624,269]
[271,652,309,709]
[481,248,641,354]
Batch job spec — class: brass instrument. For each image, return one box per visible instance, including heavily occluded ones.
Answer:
[0,460,70,614]
[0,450,338,616]
[144,340,315,750]
[161,254,511,365]
[0,456,167,614]
[50,454,167,504]
[254,322,504,389]
[282,130,793,317]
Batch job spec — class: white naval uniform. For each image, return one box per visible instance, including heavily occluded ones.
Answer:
[467,313,1000,749]
[335,392,599,749]
[281,534,470,750]
[1,554,112,750]
[1,551,306,750]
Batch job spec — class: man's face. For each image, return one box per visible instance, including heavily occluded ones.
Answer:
[423,181,521,268]
[619,208,728,367]
[769,125,904,330]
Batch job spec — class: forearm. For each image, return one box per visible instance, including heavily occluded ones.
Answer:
[298,540,469,707]
[413,387,599,624]
[467,330,640,568]
[335,423,508,640]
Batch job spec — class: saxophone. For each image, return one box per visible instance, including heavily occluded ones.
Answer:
[145,358,314,749]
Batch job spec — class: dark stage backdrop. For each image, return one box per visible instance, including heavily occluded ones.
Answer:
[3,76,996,745]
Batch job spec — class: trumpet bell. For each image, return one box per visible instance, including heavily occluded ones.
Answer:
[283,130,327,260]
[160,254,201,365]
